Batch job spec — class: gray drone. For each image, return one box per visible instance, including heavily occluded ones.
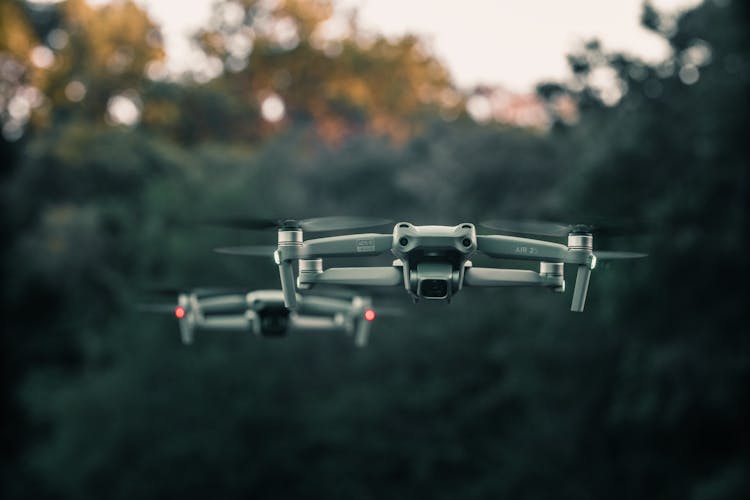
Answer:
[214,216,646,312]
[140,288,384,347]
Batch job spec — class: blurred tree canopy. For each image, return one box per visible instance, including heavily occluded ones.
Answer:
[1,0,749,499]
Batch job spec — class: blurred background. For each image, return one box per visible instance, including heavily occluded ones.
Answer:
[1,0,748,498]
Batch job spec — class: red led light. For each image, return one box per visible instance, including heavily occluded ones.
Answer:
[364,309,376,322]
[175,306,186,319]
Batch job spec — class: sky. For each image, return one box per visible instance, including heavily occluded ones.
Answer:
[118,0,703,92]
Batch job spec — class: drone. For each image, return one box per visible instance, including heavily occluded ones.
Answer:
[139,288,388,347]
[213,216,646,312]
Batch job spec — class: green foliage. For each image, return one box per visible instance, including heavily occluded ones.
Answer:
[1,1,748,499]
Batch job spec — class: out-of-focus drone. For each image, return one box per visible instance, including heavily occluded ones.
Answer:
[213,216,646,312]
[139,288,387,347]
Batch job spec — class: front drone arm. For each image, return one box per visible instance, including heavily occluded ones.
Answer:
[196,313,255,332]
[275,232,393,309]
[275,233,392,262]
[301,233,393,258]
[476,235,568,261]
[288,314,344,333]
[297,293,359,316]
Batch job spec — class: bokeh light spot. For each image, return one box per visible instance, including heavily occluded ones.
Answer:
[7,95,30,121]
[30,46,55,69]
[272,16,299,51]
[107,93,141,126]
[466,94,492,123]
[145,60,168,80]
[261,93,285,122]
[65,81,87,102]
[47,29,69,50]
[679,64,700,85]
[682,39,712,67]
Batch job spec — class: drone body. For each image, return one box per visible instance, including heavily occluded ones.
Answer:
[138,216,644,349]
[272,222,602,311]
[216,217,645,314]
[146,289,379,347]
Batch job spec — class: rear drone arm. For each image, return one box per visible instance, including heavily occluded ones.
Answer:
[463,267,564,290]
[178,308,257,345]
[296,292,370,316]
[195,313,255,332]
[297,267,403,288]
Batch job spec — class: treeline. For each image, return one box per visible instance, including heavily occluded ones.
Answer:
[1,1,749,499]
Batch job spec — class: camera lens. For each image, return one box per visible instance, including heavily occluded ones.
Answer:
[421,279,448,298]
[259,306,290,336]
[462,238,472,247]
[399,237,408,246]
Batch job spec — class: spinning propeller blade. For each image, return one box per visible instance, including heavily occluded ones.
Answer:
[135,303,177,313]
[300,216,393,232]
[213,245,277,257]
[480,219,573,237]
[595,251,648,260]
[204,216,282,230]
[481,217,641,237]
[207,215,392,232]
[372,305,407,317]
[144,286,246,296]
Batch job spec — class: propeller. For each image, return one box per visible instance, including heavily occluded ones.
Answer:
[206,215,393,232]
[595,251,648,260]
[135,303,178,313]
[135,291,203,345]
[144,286,247,296]
[213,245,276,257]
[136,302,194,322]
[480,217,642,237]
[371,305,407,317]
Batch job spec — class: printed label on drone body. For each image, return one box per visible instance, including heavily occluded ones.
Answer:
[514,246,538,255]
[356,239,376,252]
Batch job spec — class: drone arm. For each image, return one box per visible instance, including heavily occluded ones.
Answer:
[195,314,254,331]
[476,235,568,262]
[297,267,403,287]
[301,234,393,258]
[354,318,373,348]
[178,310,257,344]
[198,294,248,312]
[297,294,357,316]
[276,234,392,309]
[276,259,298,310]
[570,266,591,312]
[288,314,342,333]
[464,267,562,288]
[177,316,194,345]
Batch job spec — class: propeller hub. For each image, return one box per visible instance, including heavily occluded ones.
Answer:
[570,224,595,234]
[298,258,323,273]
[539,262,564,277]
[567,233,593,250]
[279,219,302,230]
[277,228,303,245]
